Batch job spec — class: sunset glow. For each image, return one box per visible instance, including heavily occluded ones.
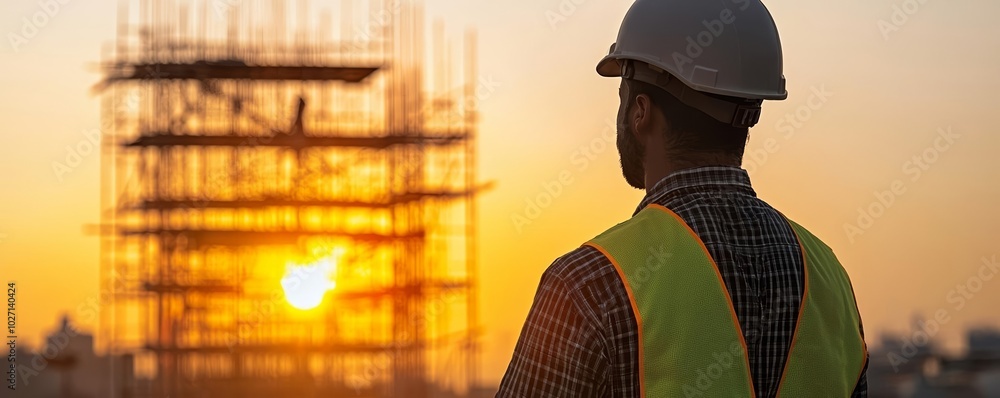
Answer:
[280,250,344,310]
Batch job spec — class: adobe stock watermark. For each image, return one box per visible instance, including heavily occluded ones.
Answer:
[671,0,751,74]
[463,75,503,114]
[680,287,797,396]
[626,244,672,291]
[886,255,999,372]
[225,292,290,351]
[221,243,361,351]
[413,73,500,127]
[348,0,402,51]
[50,81,145,183]
[347,290,464,394]
[51,126,103,182]
[15,293,103,387]
[511,118,616,233]
[680,340,745,397]
[14,322,82,386]
[223,276,302,351]
[843,127,960,243]
[7,0,73,53]
[743,85,833,174]
[212,0,240,19]
[878,0,933,41]
[545,0,592,31]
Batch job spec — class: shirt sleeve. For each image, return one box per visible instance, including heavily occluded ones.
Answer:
[850,358,868,397]
[850,315,869,397]
[496,259,608,398]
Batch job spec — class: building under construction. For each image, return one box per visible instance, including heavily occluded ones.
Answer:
[96,1,481,396]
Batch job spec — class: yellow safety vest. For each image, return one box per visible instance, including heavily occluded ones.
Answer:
[585,204,866,397]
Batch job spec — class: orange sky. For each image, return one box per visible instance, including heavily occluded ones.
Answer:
[2,0,1000,386]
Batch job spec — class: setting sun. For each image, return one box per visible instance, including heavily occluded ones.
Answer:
[280,251,343,310]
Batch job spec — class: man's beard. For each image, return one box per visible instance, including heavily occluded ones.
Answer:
[617,116,646,190]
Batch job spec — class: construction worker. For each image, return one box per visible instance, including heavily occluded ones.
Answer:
[497,0,867,396]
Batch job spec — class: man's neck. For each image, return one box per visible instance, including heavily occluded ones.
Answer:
[644,161,742,194]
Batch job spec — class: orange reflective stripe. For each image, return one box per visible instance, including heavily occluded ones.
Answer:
[646,204,756,396]
[584,241,645,397]
[777,219,867,395]
[847,277,869,388]
[776,230,811,398]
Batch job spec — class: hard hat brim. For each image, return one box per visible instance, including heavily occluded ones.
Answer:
[596,55,622,77]
[597,53,788,100]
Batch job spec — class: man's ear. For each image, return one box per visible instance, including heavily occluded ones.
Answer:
[632,93,653,139]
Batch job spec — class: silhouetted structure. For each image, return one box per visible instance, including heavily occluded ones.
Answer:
[95,1,481,397]
[869,321,1000,397]
[13,316,135,398]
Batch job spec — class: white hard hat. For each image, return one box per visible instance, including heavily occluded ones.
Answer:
[597,0,787,128]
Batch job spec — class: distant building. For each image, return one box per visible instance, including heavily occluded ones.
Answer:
[13,315,134,398]
[869,322,1000,398]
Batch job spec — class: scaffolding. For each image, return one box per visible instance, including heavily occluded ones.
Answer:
[96,1,480,396]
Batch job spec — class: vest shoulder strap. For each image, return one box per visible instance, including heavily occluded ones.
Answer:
[586,204,755,397]
[776,219,868,397]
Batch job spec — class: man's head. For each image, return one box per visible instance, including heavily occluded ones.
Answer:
[616,77,749,190]
[598,0,787,189]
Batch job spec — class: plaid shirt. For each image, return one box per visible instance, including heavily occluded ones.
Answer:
[497,166,867,397]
